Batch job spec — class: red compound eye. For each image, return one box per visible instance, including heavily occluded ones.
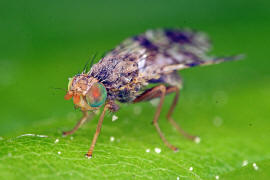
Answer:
[86,83,107,107]
[91,85,101,99]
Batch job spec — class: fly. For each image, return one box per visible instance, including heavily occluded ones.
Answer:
[63,29,243,158]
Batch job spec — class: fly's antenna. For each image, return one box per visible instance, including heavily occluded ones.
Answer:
[50,87,67,96]
[50,87,67,92]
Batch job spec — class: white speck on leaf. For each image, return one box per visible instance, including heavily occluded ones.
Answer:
[146,149,150,153]
[55,139,59,143]
[194,137,201,144]
[112,115,118,122]
[176,177,180,180]
[70,136,74,140]
[253,163,259,170]
[36,135,48,138]
[154,148,161,154]
[189,167,193,171]
[110,136,115,142]
[58,151,61,155]
[242,160,248,166]
[17,134,35,138]
[17,134,48,138]
[215,175,219,179]
[133,106,142,115]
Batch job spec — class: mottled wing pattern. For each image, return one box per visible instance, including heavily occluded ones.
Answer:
[89,29,242,102]
[132,29,241,79]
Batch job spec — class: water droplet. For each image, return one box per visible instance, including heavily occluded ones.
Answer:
[112,115,118,122]
[253,163,259,170]
[154,148,161,154]
[194,137,201,144]
[242,160,248,166]
[110,136,115,142]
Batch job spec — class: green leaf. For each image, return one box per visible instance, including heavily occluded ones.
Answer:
[1,76,270,180]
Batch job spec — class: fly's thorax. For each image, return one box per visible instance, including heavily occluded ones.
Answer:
[65,74,107,110]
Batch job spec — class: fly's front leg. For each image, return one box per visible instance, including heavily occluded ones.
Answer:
[85,103,110,158]
[133,85,178,151]
[63,111,93,136]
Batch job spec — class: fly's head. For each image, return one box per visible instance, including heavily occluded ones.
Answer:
[64,74,107,111]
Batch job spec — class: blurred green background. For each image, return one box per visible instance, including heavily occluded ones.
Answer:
[0,0,269,179]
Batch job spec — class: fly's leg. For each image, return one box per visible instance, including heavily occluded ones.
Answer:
[63,111,92,136]
[134,85,178,151]
[85,103,109,158]
[134,85,197,148]
[165,86,197,141]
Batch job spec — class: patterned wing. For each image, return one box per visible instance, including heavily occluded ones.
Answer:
[89,29,242,101]
[133,29,242,76]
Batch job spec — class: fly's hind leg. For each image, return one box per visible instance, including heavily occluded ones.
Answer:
[63,111,93,136]
[161,72,197,140]
[165,87,197,141]
[134,84,197,148]
[133,85,178,151]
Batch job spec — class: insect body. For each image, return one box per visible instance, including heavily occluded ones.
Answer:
[64,29,242,158]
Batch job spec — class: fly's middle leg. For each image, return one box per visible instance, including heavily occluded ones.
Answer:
[133,85,178,151]
[63,111,92,136]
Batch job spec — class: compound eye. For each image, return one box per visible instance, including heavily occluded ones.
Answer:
[86,83,107,107]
